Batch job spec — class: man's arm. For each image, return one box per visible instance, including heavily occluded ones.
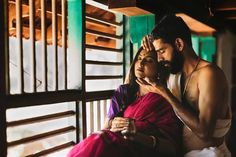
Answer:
[137,66,228,140]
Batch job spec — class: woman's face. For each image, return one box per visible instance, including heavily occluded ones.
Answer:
[134,49,158,79]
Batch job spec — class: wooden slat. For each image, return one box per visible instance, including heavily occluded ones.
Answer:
[86,44,122,52]
[7,111,76,127]
[86,13,122,27]
[86,28,122,40]
[96,100,101,130]
[16,0,24,93]
[103,100,108,122]
[41,0,48,91]
[26,141,75,157]
[52,0,58,90]
[89,101,94,133]
[29,0,36,92]
[85,60,122,66]
[0,0,8,156]
[62,0,67,90]
[6,90,82,109]
[8,126,76,147]
[85,75,123,80]
[85,90,114,101]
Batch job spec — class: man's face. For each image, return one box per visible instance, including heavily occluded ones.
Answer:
[152,39,184,74]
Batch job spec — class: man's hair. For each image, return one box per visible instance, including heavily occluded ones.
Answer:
[151,14,192,47]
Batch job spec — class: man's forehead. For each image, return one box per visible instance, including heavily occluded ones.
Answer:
[153,39,164,46]
[153,39,168,50]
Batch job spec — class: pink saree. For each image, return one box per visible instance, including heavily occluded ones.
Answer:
[67,92,181,157]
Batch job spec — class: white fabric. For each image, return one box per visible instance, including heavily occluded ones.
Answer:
[213,119,231,138]
[167,73,182,102]
[184,142,231,157]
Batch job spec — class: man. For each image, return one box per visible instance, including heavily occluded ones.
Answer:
[139,14,232,157]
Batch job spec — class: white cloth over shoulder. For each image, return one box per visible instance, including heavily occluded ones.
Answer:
[184,142,231,157]
[213,119,231,138]
[167,73,182,102]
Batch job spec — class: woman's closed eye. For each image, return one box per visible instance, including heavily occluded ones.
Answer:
[143,57,155,63]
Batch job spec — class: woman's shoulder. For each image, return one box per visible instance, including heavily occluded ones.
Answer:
[115,84,129,93]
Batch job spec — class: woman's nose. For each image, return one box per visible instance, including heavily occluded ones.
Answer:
[140,60,145,67]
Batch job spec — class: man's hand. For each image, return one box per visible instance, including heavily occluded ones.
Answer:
[136,78,167,97]
[141,35,154,52]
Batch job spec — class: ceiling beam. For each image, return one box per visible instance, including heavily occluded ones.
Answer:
[108,0,136,9]
[215,1,236,11]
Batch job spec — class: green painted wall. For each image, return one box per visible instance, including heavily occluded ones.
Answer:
[192,35,216,62]
[68,0,83,89]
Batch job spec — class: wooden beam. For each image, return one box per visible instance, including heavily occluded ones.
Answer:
[107,0,151,16]
[108,0,136,9]
[85,90,114,101]
[85,75,123,80]
[215,1,236,11]
[111,7,152,16]
[176,13,215,36]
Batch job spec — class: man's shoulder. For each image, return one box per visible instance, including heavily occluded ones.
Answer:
[197,62,228,87]
[197,62,225,78]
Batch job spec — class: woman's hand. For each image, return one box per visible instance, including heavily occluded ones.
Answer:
[110,117,136,139]
[141,35,154,52]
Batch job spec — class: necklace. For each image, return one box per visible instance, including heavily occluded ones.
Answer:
[182,58,200,96]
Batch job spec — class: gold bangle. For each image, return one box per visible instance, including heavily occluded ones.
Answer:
[150,136,156,148]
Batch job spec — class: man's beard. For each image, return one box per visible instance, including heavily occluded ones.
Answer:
[159,48,184,74]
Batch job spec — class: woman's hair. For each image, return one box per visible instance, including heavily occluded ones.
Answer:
[115,47,168,117]
[122,47,144,109]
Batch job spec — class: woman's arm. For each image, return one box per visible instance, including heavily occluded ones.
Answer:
[103,118,112,129]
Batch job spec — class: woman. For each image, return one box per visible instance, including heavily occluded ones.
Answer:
[67,47,181,157]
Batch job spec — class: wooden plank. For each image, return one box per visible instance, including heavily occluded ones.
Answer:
[85,60,122,66]
[86,28,122,40]
[7,111,76,127]
[6,90,82,109]
[86,44,122,52]
[26,141,75,157]
[8,126,76,147]
[85,75,123,80]
[86,13,122,27]
[85,90,114,101]
[111,7,151,16]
